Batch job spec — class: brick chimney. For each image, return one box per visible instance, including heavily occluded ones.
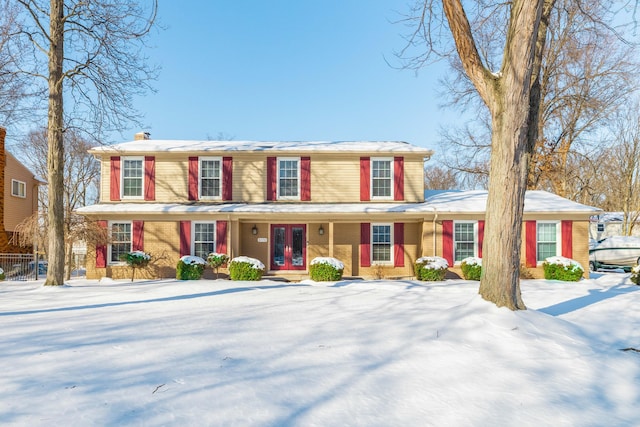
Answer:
[134,131,151,141]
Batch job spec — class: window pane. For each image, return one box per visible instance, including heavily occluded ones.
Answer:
[372,225,391,262]
[454,223,475,261]
[110,223,131,262]
[279,159,299,197]
[537,223,557,261]
[201,160,221,197]
[194,223,216,259]
[122,159,143,197]
[372,160,391,197]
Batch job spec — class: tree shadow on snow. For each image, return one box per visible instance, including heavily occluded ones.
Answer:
[538,281,640,316]
[0,283,307,317]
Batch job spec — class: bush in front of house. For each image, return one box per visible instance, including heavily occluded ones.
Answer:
[176,255,206,280]
[461,257,482,281]
[119,250,151,281]
[0,267,4,281]
[414,256,448,281]
[229,256,265,281]
[207,252,230,279]
[310,257,344,281]
[542,256,584,282]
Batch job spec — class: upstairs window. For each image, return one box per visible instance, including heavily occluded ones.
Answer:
[278,158,300,199]
[200,157,222,199]
[11,179,26,198]
[122,157,143,198]
[371,158,392,199]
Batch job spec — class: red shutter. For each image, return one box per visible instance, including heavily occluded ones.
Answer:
[360,157,370,201]
[562,220,573,259]
[132,221,144,252]
[525,221,537,267]
[394,157,404,201]
[180,221,191,257]
[110,157,121,201]
[267,157,277,201]
[216,221,228,254]
[222,157,233,201]
[394,222,405,267]
[96,220,108,268]
[301,157,311,201]
[442,220,453,265]
[478,220,485,258]
[360,223,371,267]
[188,157,199,201]
[144,156,155,201]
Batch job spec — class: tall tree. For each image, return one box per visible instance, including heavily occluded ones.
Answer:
[399,0,635,309]
[14,0,158,285]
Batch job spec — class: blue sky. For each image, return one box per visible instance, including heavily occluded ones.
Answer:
[121,1,454,153]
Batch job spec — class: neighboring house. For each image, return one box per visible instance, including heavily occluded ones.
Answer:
[77,133,599,280]
[0,126,44,253]
[589,213,640,241]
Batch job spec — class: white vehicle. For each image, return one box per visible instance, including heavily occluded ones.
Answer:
[589,236,640,272]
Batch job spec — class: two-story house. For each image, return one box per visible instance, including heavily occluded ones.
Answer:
[77,133,599,280]
[1,126,44,253]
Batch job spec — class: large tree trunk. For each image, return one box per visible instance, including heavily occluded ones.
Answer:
[443,0,546,309]
[44,0,65,286]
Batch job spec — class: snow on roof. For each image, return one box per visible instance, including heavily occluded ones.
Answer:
[89,139,433,154]
[424,190,600,213]
[77,190,599,216]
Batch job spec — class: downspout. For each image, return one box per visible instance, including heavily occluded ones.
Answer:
[432,208,438,257]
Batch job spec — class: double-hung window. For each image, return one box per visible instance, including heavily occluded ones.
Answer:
[11,179,26,198]
[278,158,300,199]
[372,224,392,264]
[371,158,392,199]
[193,222,216,259]
[537,221,559,262]
[200,157,222,199]
[122,157,143,198]
[109,221,132,264]
[454,221,477,262]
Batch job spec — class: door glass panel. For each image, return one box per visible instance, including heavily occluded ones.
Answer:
[291,227,304,266]
[273,227,285,267]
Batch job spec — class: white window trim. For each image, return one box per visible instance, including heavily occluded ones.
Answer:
[536,220,561,264]
[107,220,132,265]
[371,223,394,265]
[11,179,26,198]
[191,221,217,258]
[198,156,222,200]
[121,156,144,200]
[370,157,394,200]
[277,157,301,200]
[453,220,478,265]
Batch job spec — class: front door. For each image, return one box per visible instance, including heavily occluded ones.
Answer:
[271,224,306,270]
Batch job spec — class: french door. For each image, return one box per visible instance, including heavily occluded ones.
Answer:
[271,224,306,270]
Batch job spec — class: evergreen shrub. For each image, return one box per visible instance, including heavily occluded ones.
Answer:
[176,256,206,280]
[310,257,344,281]
[542,256,583,282]
[414,256,448,281]
[461,257,482,281]
[229,256,265,281]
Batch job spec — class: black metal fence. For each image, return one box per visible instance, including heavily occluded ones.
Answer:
[0,253,86,281]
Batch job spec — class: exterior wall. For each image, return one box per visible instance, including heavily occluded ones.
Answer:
[4,153,39,232]
[99,152,426,204]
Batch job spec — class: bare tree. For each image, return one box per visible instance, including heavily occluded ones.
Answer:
[398,0,637,309]
[424,164,459,190]
[15,128,100,278]
[13,0,158,285]
[421,0,638,198]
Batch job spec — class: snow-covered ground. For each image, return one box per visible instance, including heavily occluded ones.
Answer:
[1,274,638,426]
